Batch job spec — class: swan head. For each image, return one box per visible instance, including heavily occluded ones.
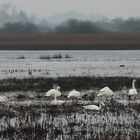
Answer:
[133,79,136,82]
[46,92,52,97]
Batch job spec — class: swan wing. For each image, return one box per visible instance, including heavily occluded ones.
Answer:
[99,87,109,92]
[68,90,80,98]
[98,87,113,96]
[83,105,100,110]
[46,89,61,97]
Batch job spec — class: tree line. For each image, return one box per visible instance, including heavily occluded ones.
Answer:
[1,18,140,33]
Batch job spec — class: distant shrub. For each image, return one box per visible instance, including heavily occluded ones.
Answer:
[17,56,25,59]
[39,53,72,60]
[65,54,71,58]
[39,55,50,59]
[52,54,62,59]
[39,54,63,59]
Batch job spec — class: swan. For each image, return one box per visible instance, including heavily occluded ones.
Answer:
[46,86,65,105]
[97,86,114,99]
[68,89,81,99]
[46,86,61,100]
[0,96,8,102]
[128,79,137,100]
[83,101,105,111]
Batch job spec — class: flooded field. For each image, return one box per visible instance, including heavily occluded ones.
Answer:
[0,50,140,78]
[0,50,140,140]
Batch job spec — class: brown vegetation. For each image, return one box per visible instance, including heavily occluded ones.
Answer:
[0,33,140,50]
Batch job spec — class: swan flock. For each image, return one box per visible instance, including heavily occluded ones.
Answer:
[0,79,138,108]
[44,79,138,109]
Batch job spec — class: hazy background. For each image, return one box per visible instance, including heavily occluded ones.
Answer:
[3,0,140,19]
[0,0,140,33]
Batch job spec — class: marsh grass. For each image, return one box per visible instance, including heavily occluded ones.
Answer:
[0,77,139,92]
[39,55,51,59]
[0,101,139,140]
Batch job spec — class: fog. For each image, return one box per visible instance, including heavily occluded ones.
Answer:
[1,3,140,33]
[0,3,36,26]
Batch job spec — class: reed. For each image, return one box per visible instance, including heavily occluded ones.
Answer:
[0,101,139,140]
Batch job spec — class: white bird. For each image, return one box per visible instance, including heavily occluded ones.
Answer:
[97,87,114,99]
[68,89,81,99]
[128,79,137,100]
[45,86,61,101]
[46,86,65,105]
[83,101,105,111]
[0,96,8,102]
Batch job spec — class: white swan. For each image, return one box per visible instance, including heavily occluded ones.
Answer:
[97,87,114,98]
[46,86,64,105]
[0,96,8,102]
[83,101,105,111]
[68,89,81,99]
[128,79,137,100]
[46,86,61,100]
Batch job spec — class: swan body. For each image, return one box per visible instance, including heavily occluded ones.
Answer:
[83,105,100,110]
[97,87,114,97]
[128,89,137,96]
[83,102,105,111]
[128,79,137,99]
[45,86,61,100]
[46,86,64,105]
[0,96,8,102]
[68,89,80,98]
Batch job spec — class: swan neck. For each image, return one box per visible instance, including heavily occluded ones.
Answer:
[132,81,135,89]
[99,103,102,109]
[57,87,60,91]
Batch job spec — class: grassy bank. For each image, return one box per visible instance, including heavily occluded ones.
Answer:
[0,76,139,92]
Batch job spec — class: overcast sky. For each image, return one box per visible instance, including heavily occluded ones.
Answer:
[2,0,140,18]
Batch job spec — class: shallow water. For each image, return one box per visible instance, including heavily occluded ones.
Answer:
[0,50,140,78]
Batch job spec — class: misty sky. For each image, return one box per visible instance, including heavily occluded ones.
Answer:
[2,0,140,18]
